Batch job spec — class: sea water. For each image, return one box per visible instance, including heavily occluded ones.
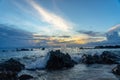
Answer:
[0,48,120,80]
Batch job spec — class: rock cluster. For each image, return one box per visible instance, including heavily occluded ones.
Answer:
[81,51,120,64]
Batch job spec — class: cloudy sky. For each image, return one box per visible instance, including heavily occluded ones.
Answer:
[0,0,120,47]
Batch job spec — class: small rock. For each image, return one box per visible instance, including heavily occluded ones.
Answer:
[18,74,33,80]
[41,47,45,50]
[112,64,120,75]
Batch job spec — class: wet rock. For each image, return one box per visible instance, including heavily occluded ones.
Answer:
[0,71,17,80]
[112,64,120,75]
[100,51,119,64]
[81,51,120,64]
[31,48,33,51]
[0,58,25,80]
[81,54,101,64]
[0,58,25,72]
[82,54,100,64]
[46,50,75,70]
[41,47,45,50]
[93,54,102,63]
[19,74,33,80]
[81,54,94,64]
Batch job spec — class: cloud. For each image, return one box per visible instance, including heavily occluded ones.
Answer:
[57,36,71,38]
[33,34,71,38]
[106,24,120,41]
[83,24,120,47]
[108,24,120,33]
[28,0,73,32]
[77,30,104,37]
[0,24,36,48]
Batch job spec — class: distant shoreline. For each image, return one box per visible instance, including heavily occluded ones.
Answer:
[0,47,120,52]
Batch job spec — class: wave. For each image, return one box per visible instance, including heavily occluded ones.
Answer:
[25,53,50,70]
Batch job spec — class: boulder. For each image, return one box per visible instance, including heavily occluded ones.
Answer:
[0,71,17,80]
[81,54,101,64]
[100,51,119,64]
[81,51,120,64]
[0,58,25,80]
[0,58,25,72]
[112,64,120,75]
[18,74,33,80]
[93,54,102,63]
[81,54,95,64]
[46,50,75,70]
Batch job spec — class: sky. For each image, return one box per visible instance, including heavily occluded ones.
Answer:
[0,0,120,47]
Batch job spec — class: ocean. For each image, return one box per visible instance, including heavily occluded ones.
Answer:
[0,48,120,80]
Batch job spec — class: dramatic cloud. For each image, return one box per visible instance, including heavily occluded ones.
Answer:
[108,24,120,33]
[84,24,120,47]
[28,0,73,32]
[106,24,120,41]
[0,24,36,48]
[77,30,104,37]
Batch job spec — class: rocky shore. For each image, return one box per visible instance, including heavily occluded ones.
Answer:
[0,50,120,79]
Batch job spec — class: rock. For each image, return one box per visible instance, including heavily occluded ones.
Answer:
[112,64,120,75]
[31,48,33,51]
[93,54,102,63]
[81,51,120,64]
[0,58,26,80]
[46,50,75,70]
[41,47,45,50]
[0,58,25,72]
[100,51,119,64]
[19,74,33,80]
[0,71,17,80]
[81,54,101,64]
[81,54,92,64]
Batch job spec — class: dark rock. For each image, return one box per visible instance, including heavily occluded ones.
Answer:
[0,58,25,72]
[112,64,120,75]
[19,74,33,80]
[82,54,100,64]
[46,50,75,70]
[0,58,25,80]
[20,48,29,51]
[0,71,17,80]
[31,48,33,51]
[100,51,119,64]
[93,54,102,63]
[16,48,30,51]
[41,47,45,50]
[81,51,120,64]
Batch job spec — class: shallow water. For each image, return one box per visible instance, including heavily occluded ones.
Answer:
[43,64,118,80]
[19,64,119,80]
[0,48,120,80]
